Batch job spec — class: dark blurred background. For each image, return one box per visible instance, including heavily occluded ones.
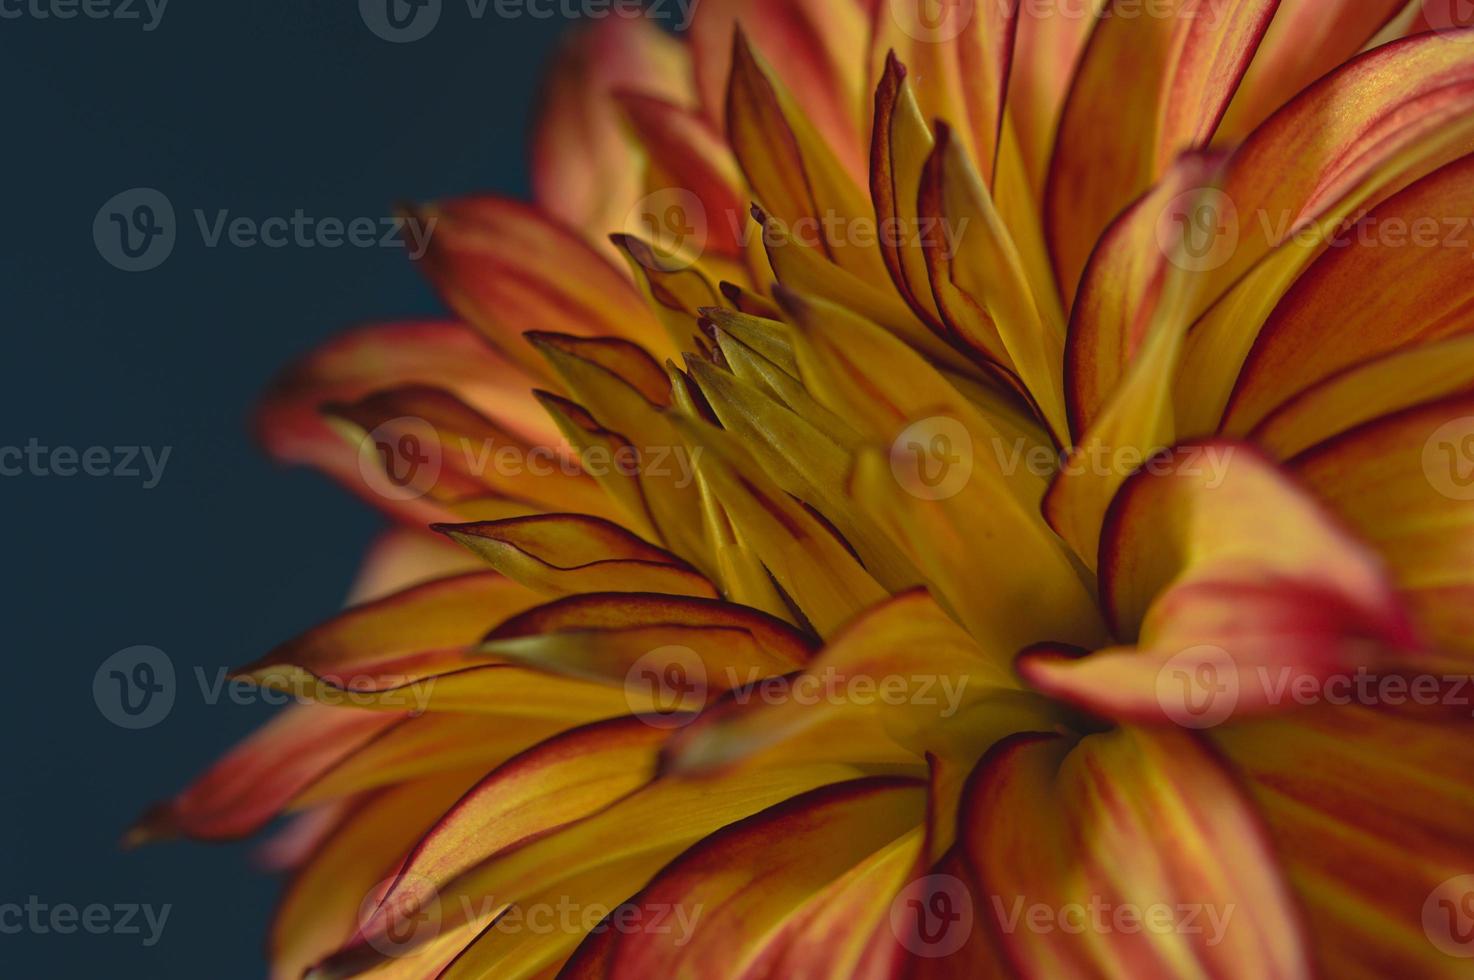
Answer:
[1,3,580,975]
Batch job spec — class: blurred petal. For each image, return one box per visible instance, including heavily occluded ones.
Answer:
[129,706,403,842]
[325,385,620,522]
[271,770,487,980]
[255,320,552,525]
[691,0,871,180]
[1216,707,1474,978]
[348,527,486,605]
[411,197,670,371]
[1292,393,1474,657]
[531,19,691,255]
[237,572,540,690]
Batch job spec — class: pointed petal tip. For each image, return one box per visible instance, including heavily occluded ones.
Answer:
[121,805,177,850]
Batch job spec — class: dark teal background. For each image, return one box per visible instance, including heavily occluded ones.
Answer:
[1,4,576,975]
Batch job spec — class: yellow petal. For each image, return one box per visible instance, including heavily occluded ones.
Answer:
[436,514,717,599]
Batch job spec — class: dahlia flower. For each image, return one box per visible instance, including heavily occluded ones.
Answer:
[135,1,1474,977]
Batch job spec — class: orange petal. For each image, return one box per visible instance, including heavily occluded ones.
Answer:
[1214,0,1409,143]
[1248,333,1474,460]
[133,710,568,847]
[531,18,691,256]
[690,0,870,181]
[725,31,888,284]
[662,590,1027,778]
[476,592,812,711]
[684,354,920,593]
[870,55,947,336]
[1291,393,1474,657]
[410,196,670,370]
[615,91,748,258]
[1024,440,1423,725]
[347,527,486,605]
[609,235,744,353]
[524,332,672,409]
[604,777,926,977]
[534,390,662,545]
[870,0,1018,187]
[348,719,670,962]
[327,748,858,975]
[486,588,814,668]
[1173,33,1474,434]
[1066,151,1228,437]
[1046,0,1279,299]
[924,124,1069,441]
[289,712,567,810]
[1215,706,1474,978]
[255,320,552,526]
[530,333,711,572]
[1225,153,1474,435]
[1007,0,1107,199]
[270,769,490,980]
[128,705,404,842]
[963,727,1312,978]
[236,571,540,691]
[670,411,890,635]
[325,384,620,522]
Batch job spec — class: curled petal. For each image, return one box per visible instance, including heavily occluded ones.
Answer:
[1025,440,1424,725]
